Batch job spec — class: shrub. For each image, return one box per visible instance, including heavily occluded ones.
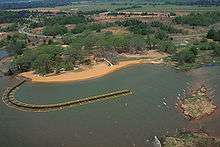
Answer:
[43,25,68,36]
[172,47,197,64]
[213,43,220,56]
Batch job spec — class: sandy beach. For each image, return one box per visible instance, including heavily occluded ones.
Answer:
[20,59,163,83]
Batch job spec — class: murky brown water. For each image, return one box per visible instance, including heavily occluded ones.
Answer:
[0,64,219,147]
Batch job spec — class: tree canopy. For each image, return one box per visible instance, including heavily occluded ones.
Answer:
[174,12,220,26]
[43,24,68,36]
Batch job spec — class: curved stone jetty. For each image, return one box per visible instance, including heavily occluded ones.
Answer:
[2,79,132,112]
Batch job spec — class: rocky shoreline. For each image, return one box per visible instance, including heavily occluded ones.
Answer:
[163,130,220,147]
[177,85,217,120]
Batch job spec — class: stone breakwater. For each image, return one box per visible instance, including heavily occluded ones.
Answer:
[2,79,132,112]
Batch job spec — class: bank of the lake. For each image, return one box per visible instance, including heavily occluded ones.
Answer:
[0,50,10,74]
[20,59,164,83]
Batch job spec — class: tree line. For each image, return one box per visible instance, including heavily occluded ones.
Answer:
[12,44,86,75]
[30,14,89,28]
[174,11,220,26]
[116,19,181,36]
[0,10,32,23]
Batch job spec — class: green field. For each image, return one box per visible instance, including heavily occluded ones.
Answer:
[58,3,220,13]
[17,3,220,13]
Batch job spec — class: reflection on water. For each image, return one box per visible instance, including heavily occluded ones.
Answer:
[0,64,219,147]
[0,50,9,59]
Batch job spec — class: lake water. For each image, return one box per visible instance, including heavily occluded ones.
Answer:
[0,64,219,147]
[0,50,8,59]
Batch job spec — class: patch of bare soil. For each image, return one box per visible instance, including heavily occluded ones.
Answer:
[32,8,61,14]
[0,23,12,28]
[0,32,9,40]
[95,12,172,23]
[65,24,76,31]
[31,27,43,34]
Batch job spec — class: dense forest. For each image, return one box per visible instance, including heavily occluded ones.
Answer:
[174,11,220,26]
[0,0,73,10]
[0,0,220,10]
[0,10,32,23]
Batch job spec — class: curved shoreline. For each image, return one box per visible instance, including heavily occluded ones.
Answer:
[19,59,164,83]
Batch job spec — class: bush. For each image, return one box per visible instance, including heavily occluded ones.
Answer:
[206,28,220,41]
[179,50,196,63]
[4,34,27,55]
[72,23,113,34]
[71,24,86,34]
[213,30,220,41]
[159,41,176,54]
[173,47,197,64]
[155,30,169,40]
[43,25,68,36]
[150,21,180,33]
[198,42,216,50]
[207,28,216,39]
[0,23,17,32]
[46,15,88,26]
[116,19,155,35]
[213,43,220,56]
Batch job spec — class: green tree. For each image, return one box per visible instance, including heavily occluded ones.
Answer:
[7,39,27,55]
[145,36,159,50]
[127,35,146,52]
[189,45,198,56]
[12,50,35,71]
[43,24,68,36]
[155,30,169,40]
[33,53,50,74]
[64,48,84,65]
[159,41,176,54]
[213,43,220,56]
[174,49,196,64]
[207,28,216,39]
[213,30,220,41]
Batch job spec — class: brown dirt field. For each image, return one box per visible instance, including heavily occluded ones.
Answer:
[0,32,9,40]
[0,23,13,28]
[95,12,173,23]
[31,27,44,34]
[32,8,61,14]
